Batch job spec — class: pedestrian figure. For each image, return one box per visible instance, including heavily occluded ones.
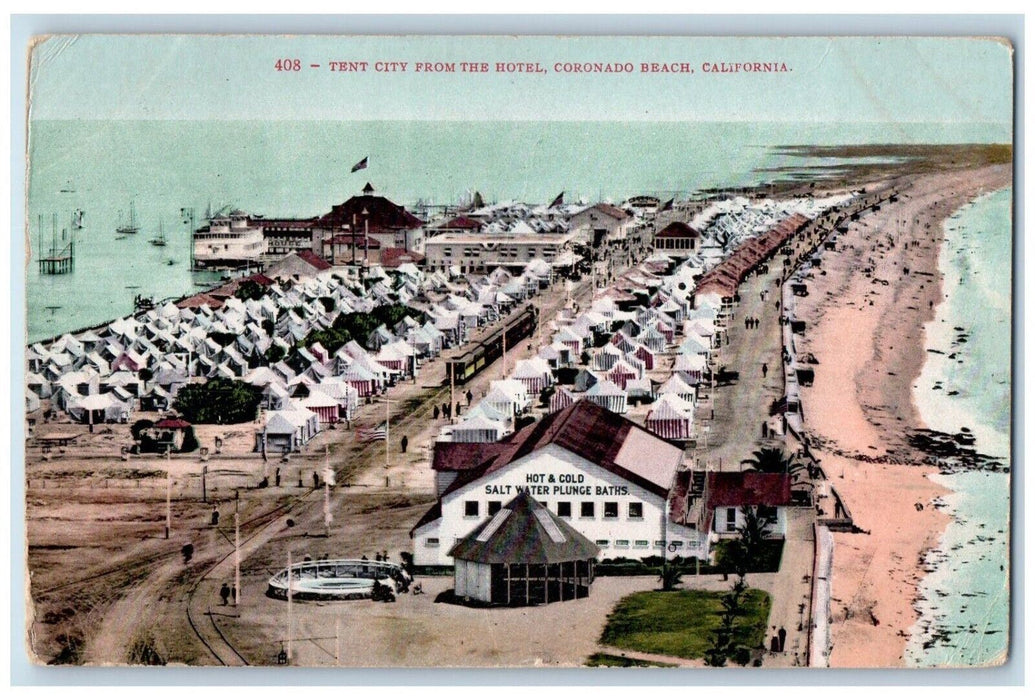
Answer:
[219,582,230,606]
[211,508,220,527]
[231,584,237,604]
[313,471,319,489]
[433,405,440,420]
[181,543,194,564]
[778,627,787,652]
[762,363,768,378]
[456,401,462,417]
[401,435,408,453]
[466,389,473,406]
[275,467,281,487]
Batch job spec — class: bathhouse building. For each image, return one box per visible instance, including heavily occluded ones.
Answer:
[411,400,707,566]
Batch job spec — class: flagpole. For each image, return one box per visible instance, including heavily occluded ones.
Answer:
[384,398,390,487]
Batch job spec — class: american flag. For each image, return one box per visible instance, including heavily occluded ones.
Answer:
[351,156,368,173]
[358,421,387,442]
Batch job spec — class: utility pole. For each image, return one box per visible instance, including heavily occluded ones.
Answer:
[323,445,333,538]
[384,398,391,487]
[201,464,208,503]
[286,549,293,662]
[234,491,241,606]
[165,451,172,540]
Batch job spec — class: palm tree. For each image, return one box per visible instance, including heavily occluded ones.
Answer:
[737,506,772,570]
[743,446,804,475]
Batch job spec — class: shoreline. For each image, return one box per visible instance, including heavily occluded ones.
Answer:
[905,187,1011,667]
[795,162,1011,667]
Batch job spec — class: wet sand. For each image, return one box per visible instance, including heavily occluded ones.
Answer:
[796,163,1011,667]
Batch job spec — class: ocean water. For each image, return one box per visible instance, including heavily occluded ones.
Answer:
[24,119,1007,343]
[907,188,1012,667]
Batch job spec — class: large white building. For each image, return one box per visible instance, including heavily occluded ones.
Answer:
[411,401,707,566]
[423,229,575,274]
[192,209,265,268]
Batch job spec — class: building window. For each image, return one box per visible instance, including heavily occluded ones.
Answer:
[465,501,480,517]
[488,501,502,516]
[580,502,595,518]
[615,540,630,548]
[595,539,610,547]
[758,505,778,523]
[425,538,440,547]
[603,502,618,519]
[634,540,650,548]
[726,507,738,532]
[628,502,643,519]
[557,501,572,518]
[670,540,683,548]
[654,540,665,548]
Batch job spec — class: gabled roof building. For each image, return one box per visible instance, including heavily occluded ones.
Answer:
[412,400,706,566]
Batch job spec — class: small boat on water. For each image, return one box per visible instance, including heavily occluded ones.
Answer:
[150,219,167,247]
[116,201,139,235]
[59,179,76,193]
[167,259,176,266]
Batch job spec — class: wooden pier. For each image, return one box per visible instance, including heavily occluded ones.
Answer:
[38,241,75,275]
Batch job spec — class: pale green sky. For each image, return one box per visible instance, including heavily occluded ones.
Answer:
[28,35,1013,124]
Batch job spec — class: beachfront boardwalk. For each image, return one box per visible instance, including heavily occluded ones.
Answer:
[761,506,817,667]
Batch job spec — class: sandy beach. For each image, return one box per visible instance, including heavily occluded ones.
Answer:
[796,163,1011,667]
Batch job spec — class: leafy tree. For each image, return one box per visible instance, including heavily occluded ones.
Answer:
[172,378,262,424]
[130,419,154,441]
[235,279,269,301]
[659,563,683,591]
[179,426,199,453]
[265,344,287,364]
[261,318,276,337]
[138,367,154,384]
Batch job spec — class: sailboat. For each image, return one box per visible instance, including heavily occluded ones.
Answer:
[59,179,76,193]
[150,218,167,247]
[116,201,139,234]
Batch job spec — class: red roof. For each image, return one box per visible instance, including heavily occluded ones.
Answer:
[655,221,701,239]
[441,216,482,230]
[706,472,792,509]
[176,293,225,310]
[434,401,678,499]
[297,250,333,271]
[587,203,631,221]
[694,213,809,296]
[154,418,192,429]
[432,442,507,472]
[210,272,276,299]
[380,247,426,268]
[316,193,423,232]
